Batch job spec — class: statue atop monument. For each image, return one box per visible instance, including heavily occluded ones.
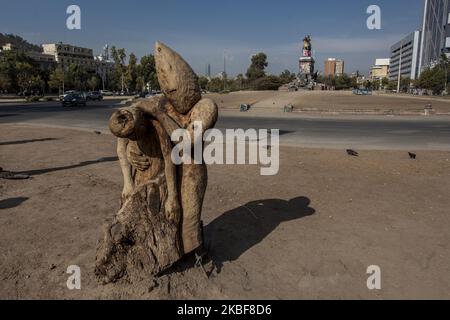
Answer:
[303,35,312,52]
[298,35,316,88]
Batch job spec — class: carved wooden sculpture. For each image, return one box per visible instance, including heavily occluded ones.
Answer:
[95,42,218,284]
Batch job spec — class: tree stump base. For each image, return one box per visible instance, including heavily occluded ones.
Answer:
[95,182,182,284]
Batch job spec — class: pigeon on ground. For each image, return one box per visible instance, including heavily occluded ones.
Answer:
[408,152,417,160]
[346,149,359,157]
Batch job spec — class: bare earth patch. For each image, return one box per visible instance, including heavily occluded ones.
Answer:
[1,124,449,299]
[206,90,450,116]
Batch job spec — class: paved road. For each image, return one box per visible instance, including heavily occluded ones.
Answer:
[1,100,450,150]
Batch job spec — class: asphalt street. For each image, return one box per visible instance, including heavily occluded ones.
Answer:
[1,100,450,150]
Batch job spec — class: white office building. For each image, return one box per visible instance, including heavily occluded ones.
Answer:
[389,31,421,81]
[419,0,450,72]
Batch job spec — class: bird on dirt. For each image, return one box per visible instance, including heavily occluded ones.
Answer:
[408,152,417,160]
[346,149,359,157]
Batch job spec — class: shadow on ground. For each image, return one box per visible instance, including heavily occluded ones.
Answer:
[0,197,29,209]
[163,196,315,276]
[17,157,118,176]
[204,196,315,271]
[0,138,58,146]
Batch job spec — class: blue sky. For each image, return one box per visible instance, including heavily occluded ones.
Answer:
[0,0,424,76]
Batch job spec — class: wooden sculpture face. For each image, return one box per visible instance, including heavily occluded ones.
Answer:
[154,41,201,115]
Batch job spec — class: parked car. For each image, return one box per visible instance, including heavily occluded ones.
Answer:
[80,91,90,100]
[87,91,103,101]
[352,88,372,96]
[62,93,87,107]
[59,90,77,101]
[100,90,114,96]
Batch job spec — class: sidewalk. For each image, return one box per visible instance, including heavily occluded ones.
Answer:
[0,98,27,103]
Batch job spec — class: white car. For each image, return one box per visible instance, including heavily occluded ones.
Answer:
[100,90,114,96]
[59,90,77,101]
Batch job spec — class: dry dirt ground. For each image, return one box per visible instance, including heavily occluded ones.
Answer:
[1,124,450,299]
[206,90,450,116]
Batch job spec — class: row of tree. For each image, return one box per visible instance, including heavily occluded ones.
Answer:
[318,54,450,95]
[0,51,48,95]
[0,47,160,95]
[198,52,297,93]
[5,44,449,96]
[108,47,159,94]
[412,54,450,95]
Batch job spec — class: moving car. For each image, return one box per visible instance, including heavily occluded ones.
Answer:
[59,90,77,101]
[87,91,103,101]
[62,92,87,107]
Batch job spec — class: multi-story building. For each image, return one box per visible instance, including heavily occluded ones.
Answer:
[42,42,95,69]
[419,0,450,72]
[335,59,345,76]
[324,58,336,77]
[389,31,421,81]
[2,40,115,81]
[26,51,56,71]
[324,58,344,77]
[370,58,390,83]
[0,42,56,70]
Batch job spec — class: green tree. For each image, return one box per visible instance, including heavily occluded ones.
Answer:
[246,53,268,81]
[106,69,118,91]
[111,46,126,92]
[387,80,397,91]
[251,75,283,91]
[135,75,145,92]
[324,75,336,87]
[15,61,34,94]
[124,53,138,92]
[334,74,352,90]
[206,77,225,92]
[87,75,101,91]
[0,50,38,93]
[439,53,450,94]
[349,76,358,89]
[381,77,389,89]
[48,68,65,94]
[364,80,373,90]
[65,63,90,91]
[139,54,159,91]
[198,76,209,90]
[0,73,11,92]
[229,74,246,91]
[371,80,380,91]
[30,74,45,95]
[400,77,411,92]
[417,67,445,94]
[279,70,296,84]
